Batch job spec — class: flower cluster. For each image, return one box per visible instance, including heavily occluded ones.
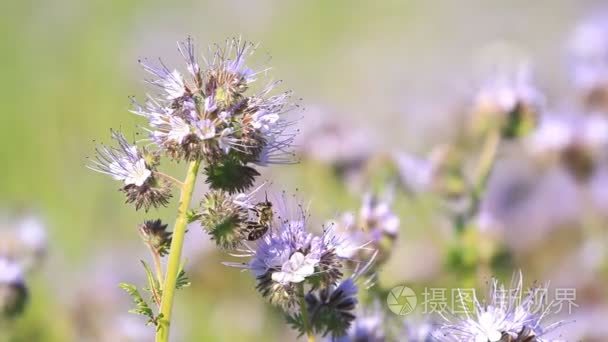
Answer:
[196,185,275,249]
[88,37,299,339]
[569,13,608,112]
[330,192,399,267]
[90,37,296,206]
[222,194,373,338]
[302,278,359,338]
[526,113,608,182]
[244,207,351,309]
[433,277,564,342]
[132,37,296,193]
[393,145,467,202]
[470,64,544,139]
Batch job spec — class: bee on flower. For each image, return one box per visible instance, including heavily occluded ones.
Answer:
[195,184,275,250]
[225,194,368,312]
[87,36,301,340]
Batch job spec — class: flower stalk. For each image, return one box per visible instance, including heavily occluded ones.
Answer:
[89,37,300,341]
[156,160,201,342]
[472,129,501,207]
[297,283,315,342]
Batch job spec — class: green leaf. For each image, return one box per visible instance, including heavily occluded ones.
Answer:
[186,209,202,224]
[119,283,155,322]
[140,260,161,295]
[285,313,306,337]
[176,265,191,290]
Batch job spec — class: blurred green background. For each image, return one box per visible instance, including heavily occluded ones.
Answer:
[1,0,606,341]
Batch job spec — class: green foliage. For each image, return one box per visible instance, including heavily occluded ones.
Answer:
[285,313,306,337]
[176,267,191,290]
[186,209,203,224]
[286,299,354,338]
[119,283,162,327]
[203,157,260,194]
[141,260,162,299]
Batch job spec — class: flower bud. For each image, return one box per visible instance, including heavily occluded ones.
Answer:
[203,157,259,194]
[198,191,250,249]
[138,220,172,256]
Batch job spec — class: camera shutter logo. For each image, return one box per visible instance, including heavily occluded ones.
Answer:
[387,285,417,315]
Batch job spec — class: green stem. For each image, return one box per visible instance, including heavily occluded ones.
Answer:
[156,160,201,342]
[465,129,501,222]
[298,283,315,342]
[471,130,501,282]
[150,247,164,288]
[472,130,500,204]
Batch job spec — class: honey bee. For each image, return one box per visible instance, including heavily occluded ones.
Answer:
[245,193,273,241]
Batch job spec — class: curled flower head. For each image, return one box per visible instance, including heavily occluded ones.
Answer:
[393,145,467,200]
[304,278,359,338]
[433,275,565,342]
[332,303,385,342]
[198,190,251,249]
[297,255,376,340]
[225,195,363,310]
[403,319,436,342]
[331,192,399,268]
[471,63,543,139]
[203,156,260,194]
[359,193,400,238]
[249,214,322,309]
[89,130,152,187]
[0,258,27,319]
[132,37,298,193]
[526,113,608,182]
[88,130,172,211]
[568,13,608,111]
[138,219,172,256]
[197,185,274,249]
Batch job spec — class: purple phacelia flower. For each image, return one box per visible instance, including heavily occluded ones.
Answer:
[89,130,172,211]
[132,37,297,170]
[433,275,566,342]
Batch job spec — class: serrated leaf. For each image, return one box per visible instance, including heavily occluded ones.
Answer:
[286,313,306,337]
[119,283,155,322]
[140,260,160,293]
[140,260,162,306]
[176,264,191,290]
[186,209,202,224]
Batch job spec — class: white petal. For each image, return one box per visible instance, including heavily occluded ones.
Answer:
[167,117,191,143]
[164,70,185,100]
